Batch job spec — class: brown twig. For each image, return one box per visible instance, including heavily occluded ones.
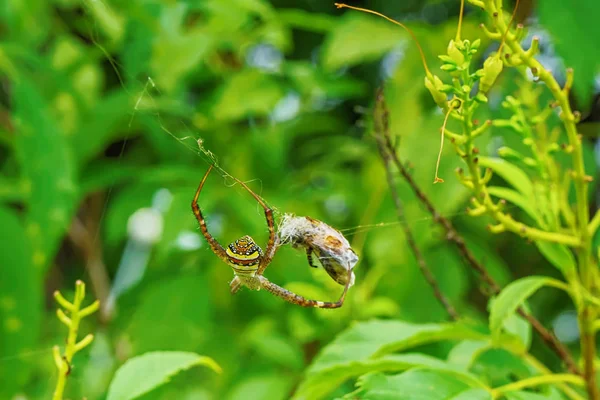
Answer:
[373,88,580,375]
[67,195,111,323]
[373,89,459,321]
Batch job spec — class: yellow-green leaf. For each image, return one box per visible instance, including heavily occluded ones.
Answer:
[489,277,562,340]
[478,157,533,198]
[106,351,221,400]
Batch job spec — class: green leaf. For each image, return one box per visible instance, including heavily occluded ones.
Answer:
[81,163,199,196]
[150,3,214,92]
[226,373,294,400]
[297,67,367,100]
[298,354,481,400]
[474,348,533,387]
[106,351,221,400]
[487,186,542,225]
[478,157,534,198]
[243,318,304,371]
[310,321,486,372]
[127,276,213,354]
[279,9,336,33]
[294,320,487,400]
[504,389,565,400]
[449,388,493,400]
[0,206,42,397]
[539,0,600,104]
[535,241,577,275]
[103,182,157,246]
[447,341,491,369]
[212,69,285,121]
[14,77,77,272]
[321,14,404,71]
[502,312,532,351]
[489,276,562,340]
[86,0,124,41]
[458,232,512,287]
[70,90,132,166]
[373,324,487,357]
[4,0,50,45]
[355,369,477,400]
[0,176,27,203]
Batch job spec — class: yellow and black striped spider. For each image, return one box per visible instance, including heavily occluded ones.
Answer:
[191,165,352,308]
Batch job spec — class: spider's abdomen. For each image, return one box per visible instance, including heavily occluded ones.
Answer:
[226,235,263,273]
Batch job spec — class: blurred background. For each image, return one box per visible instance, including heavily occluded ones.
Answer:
[1,0,599,398]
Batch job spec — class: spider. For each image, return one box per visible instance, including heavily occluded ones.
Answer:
[191,165,353,308]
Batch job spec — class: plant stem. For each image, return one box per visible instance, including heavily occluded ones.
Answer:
[374,88,459,321]
[491,374,585,398]
[376,90,580,375]
[588,209,600,236]
[52,288,83,400]
[52,281,98,400]
[484,0,597,396]
[523,354,586,400]
[460,68,579,247]
[52,347,68,400]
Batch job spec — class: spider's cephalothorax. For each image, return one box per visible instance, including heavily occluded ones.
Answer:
[226,235,263,275]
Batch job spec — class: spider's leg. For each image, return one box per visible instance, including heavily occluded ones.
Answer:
[257,206,277,275]
[230,276,242,294]
[226,173,278,275]
[192,165,229,263]
[306,248,318,268]
[257,267,352,309]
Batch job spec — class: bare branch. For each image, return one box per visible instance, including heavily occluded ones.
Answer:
[373,88,580,375]
[373,88,459,321]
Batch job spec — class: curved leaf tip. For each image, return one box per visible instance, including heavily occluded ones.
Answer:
[106,351,221,400]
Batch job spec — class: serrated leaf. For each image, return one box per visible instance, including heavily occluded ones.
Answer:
[355,369,478,400]
[489,276,561,340]
[106,351,221,400]
[307,321,486,374]
[294,320,487,400]
[373,324,487,357]
[478,157,534,198]
[296,354,481,400]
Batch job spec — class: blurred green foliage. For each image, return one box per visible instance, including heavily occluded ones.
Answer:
[0,0,599,399]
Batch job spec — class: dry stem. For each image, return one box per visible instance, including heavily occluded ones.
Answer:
[373,88,580,375]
